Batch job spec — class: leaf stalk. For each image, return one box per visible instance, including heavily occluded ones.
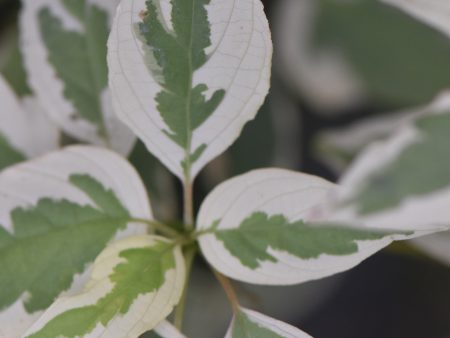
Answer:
[213,269,240,312]
[174,245,197,330]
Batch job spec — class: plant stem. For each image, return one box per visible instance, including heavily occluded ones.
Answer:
[175,134,196,328]
[174,245,197,330]
[130,218,180,238]
[183,178,194,230]
[213,269,240,312]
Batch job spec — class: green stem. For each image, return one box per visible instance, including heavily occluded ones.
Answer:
[183,178,194,230]
[181,0,197,232]
[130,218,180,238]
[174,245,197,330]
[213,269,240,313]
[181,0,195,231]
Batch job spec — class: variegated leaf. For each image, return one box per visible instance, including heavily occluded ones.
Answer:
[226,308,312,338]
[277,0,450,110]
[108,0,272,179]
[20,0,135,155]
[314,91,450,175]
[313,91,448,174]
[197,169,407,285]
[314,92,450,266]
[315,111,410,174]
[0,146,151,337]
[329,103,450,233]
[0,75,59,170]
[381,0,450,38]
[1,33,33,97]
[24,235,185,338]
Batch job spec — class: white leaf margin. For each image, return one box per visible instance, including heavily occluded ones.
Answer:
[24,235,185,338]
[20,0,135,155]
[197,168,408,285]
[412,231,450,266]
[0,145,151,337]
[225,308,312,338]
[328,92,450,233]
[153,320,186,338]
[381,0,450,38]
[0,75,59,160]
[313,90,450,175]
[108,0,272,179]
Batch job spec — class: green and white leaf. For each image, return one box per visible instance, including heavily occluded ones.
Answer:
[0,75,59,171]
[314,97,431,174]
[0,146,151,337]
[226,308,312,338]
[329,93,450,233]
[198,169,407,285]
[20,0,135,155]
[277,0,450,111]
[108,0,272,179]
[24,235,185,338]
[381,0,450,38]
[313,92,450,267]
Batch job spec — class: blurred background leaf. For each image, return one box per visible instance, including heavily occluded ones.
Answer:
[314,0,450,108]
[1,34,31,96]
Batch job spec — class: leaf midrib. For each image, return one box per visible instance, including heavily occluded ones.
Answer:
[182,0,197,177]
[81,4,109,141]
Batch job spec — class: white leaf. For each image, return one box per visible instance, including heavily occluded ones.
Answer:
[225,308,312,338]
[0,146,151,337]
[198,169,402,285]
[0,75,59,161]
[108,0,272,179]
[382,0,450,38]
[20,0,135,155]
[24,235,185,338]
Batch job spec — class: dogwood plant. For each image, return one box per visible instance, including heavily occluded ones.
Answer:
[0,0,449,337]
